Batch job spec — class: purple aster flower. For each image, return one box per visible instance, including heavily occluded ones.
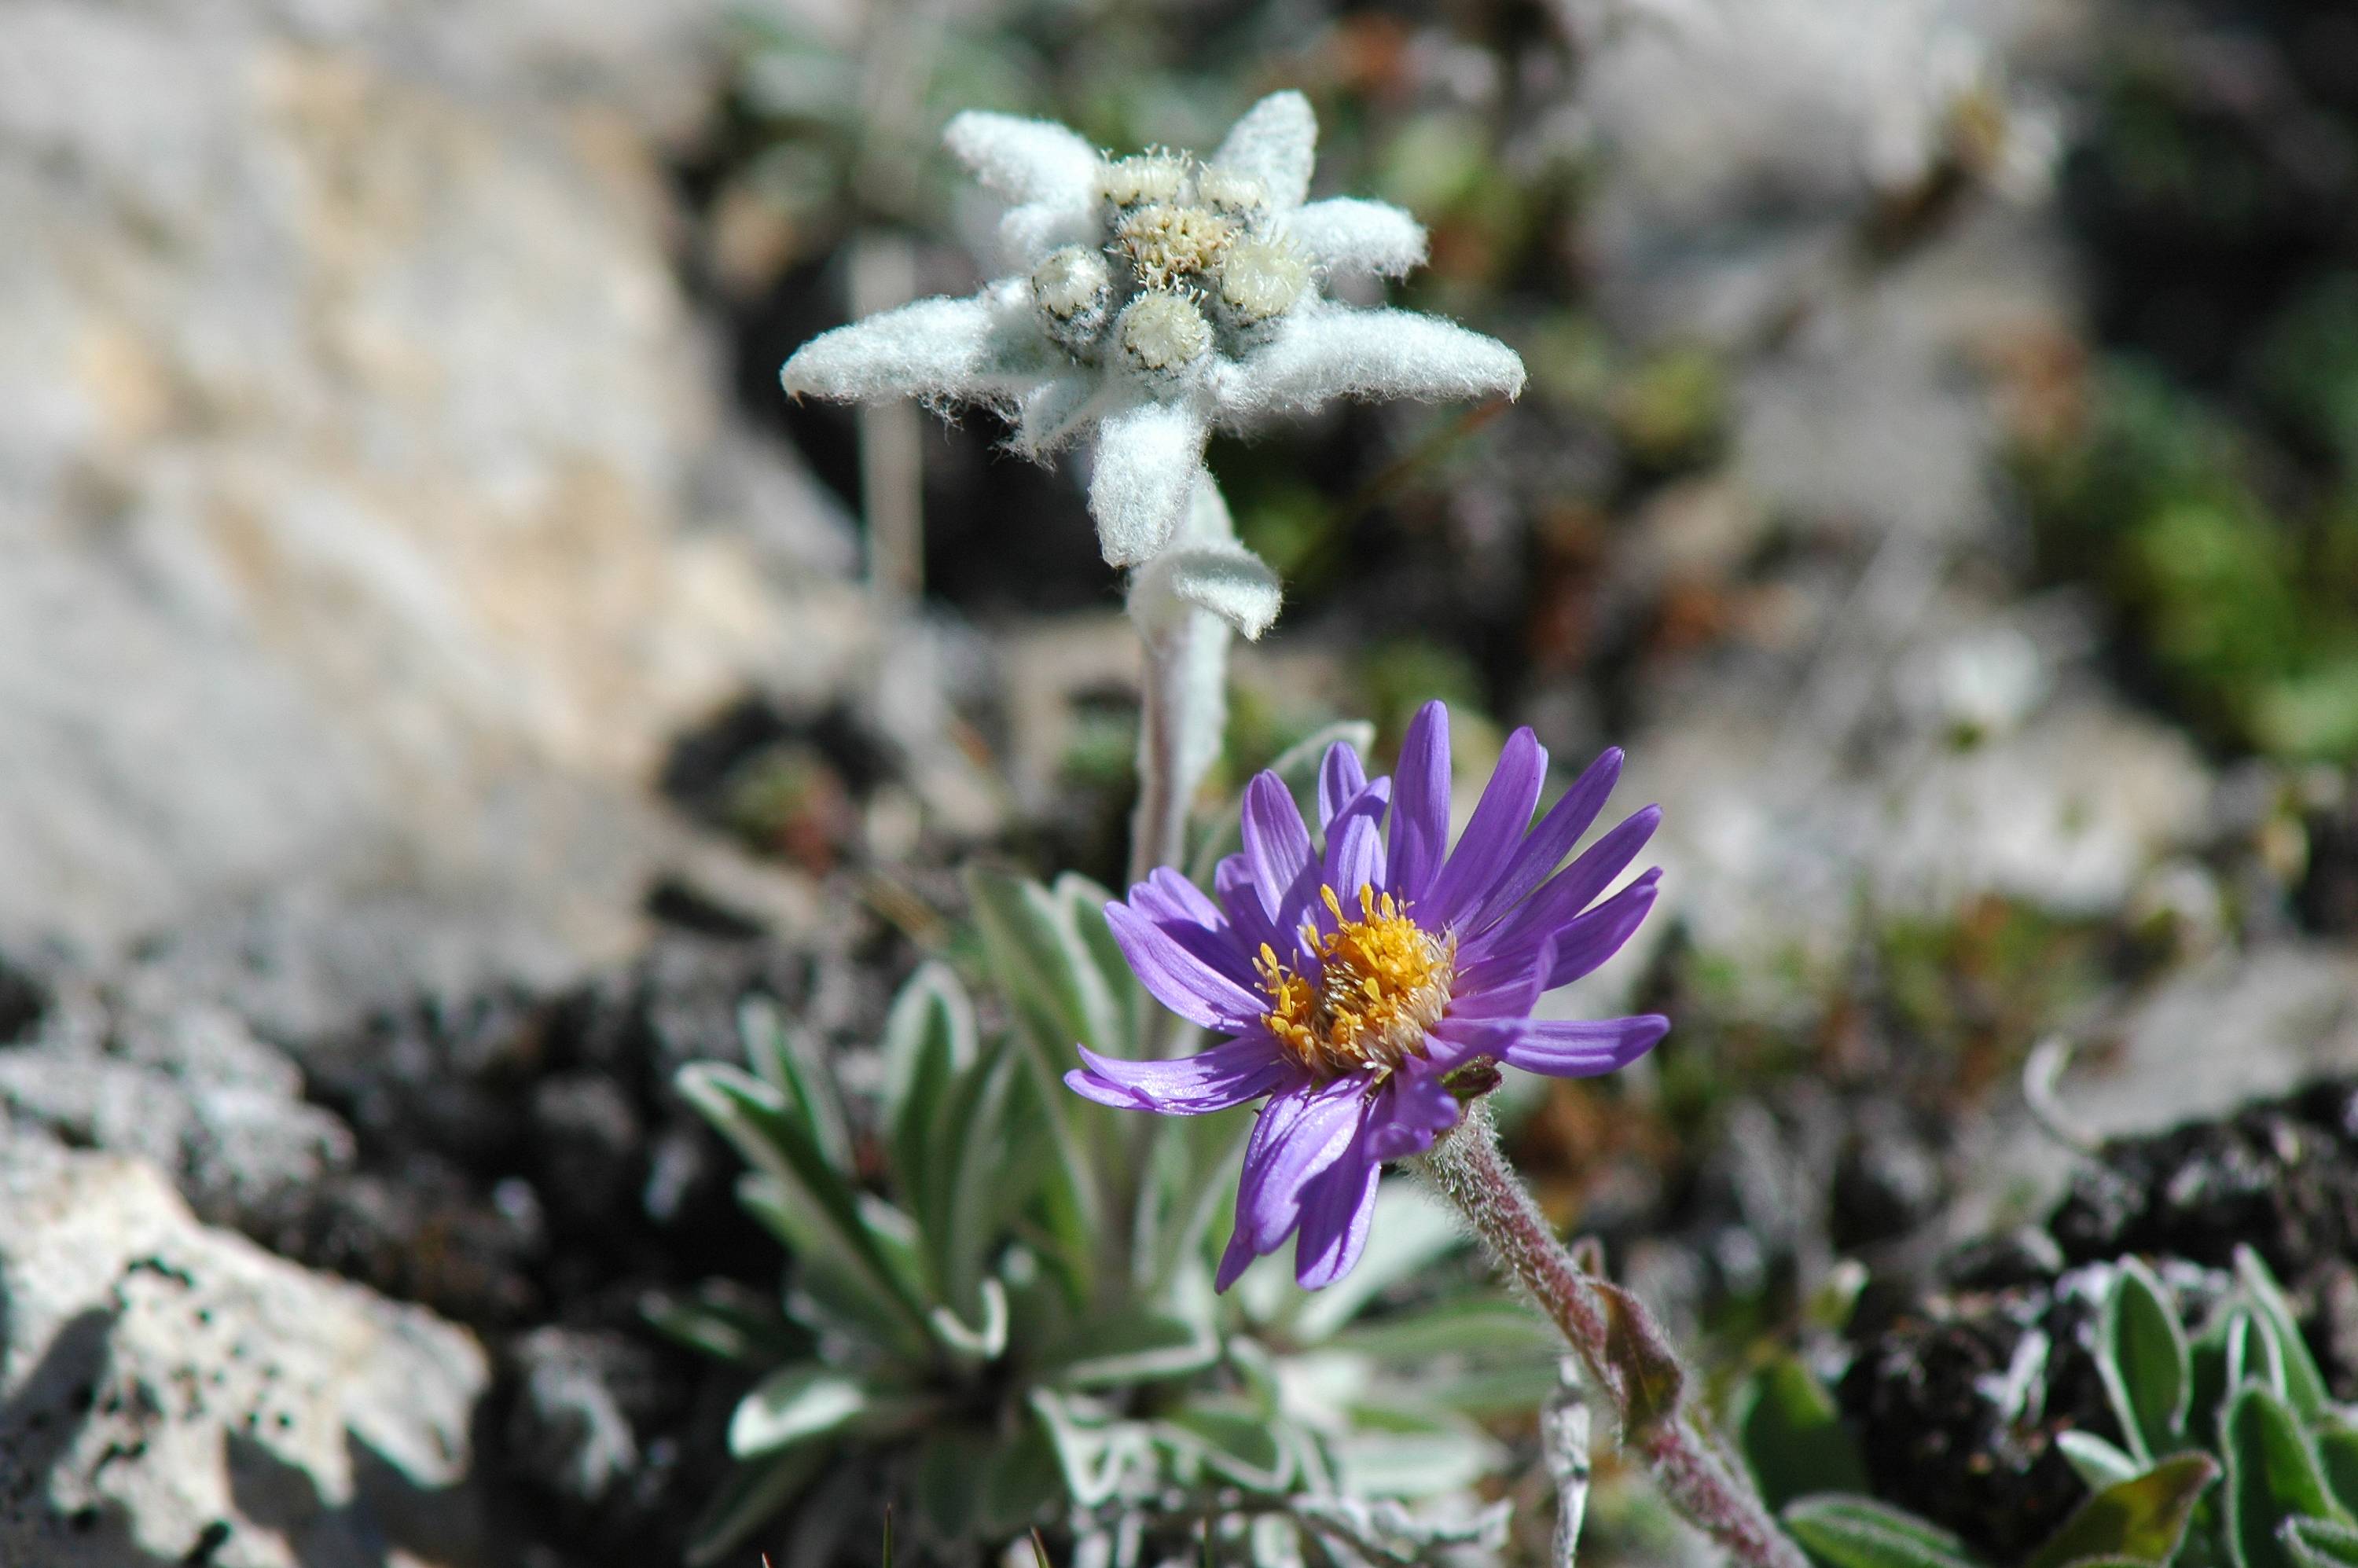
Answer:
[1064,700,1668,1291]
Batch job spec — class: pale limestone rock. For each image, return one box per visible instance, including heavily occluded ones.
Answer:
[0,1142,490,1566]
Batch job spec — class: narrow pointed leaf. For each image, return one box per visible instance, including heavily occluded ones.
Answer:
[2225,1383,2352,1568]
[2056,1430,2146,1493]
[2286,1518,2358,1568]
[2023,1452,2219,1568]
[2238,1247,2334,1423]
[739,996,850,1172]
[1781,1496,1989,1568]
[2101,1257,2193,1463]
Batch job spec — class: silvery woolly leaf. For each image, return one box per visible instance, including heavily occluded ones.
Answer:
[927,1276,1009,1361]
[925,1037,1025,1317]
[1210,90,1317,210]
[1779,1496,1988,1568]
[1283,197,1427,277]
[779,290,1045,405]
[1047,1307,1221,1388]
[729,1365,921,1457]
[1089,400,1210,567]
[1159,1401,1294,1491]
[1132,543,1283,641]
[1224,303,1525,419]
[733,1172,926,1357]
[1331,1401,1500,1499]
[1029,1389,1151,1507]
[941,109,1099,205]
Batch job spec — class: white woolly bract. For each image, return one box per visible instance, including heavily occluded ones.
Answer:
[779,292,1040,405]
[1218,303,1526,418]
[1284,198,1430,278]
[1087,401,1210,566]
[1137,545,1283,641]
[1209,91,1317,211]
[942,111,1100,206]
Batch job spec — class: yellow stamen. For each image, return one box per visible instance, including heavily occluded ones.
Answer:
[1257,884,1454,1081]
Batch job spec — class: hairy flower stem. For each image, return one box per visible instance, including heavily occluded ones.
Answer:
[1415,1105,1805,1568]
[1125,472,1239,893]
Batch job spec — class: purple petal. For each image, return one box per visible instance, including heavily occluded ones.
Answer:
[1242,773,1316,920]
[1105,902,1269,1030]
[1214,853,1287,960]
[1543,871,1661,988]
[1387,702,1451,904]
[1424,727,1546,929]
[1317,742,1369,828]
[1461,747,1622,935]
[1497,1014,1669,1078]
[1320,780,1391,903]
[1362,1067,1461,1161]
[1223,1077,1366,1279]
[1462,806,1661,966]
[1443,931,1552,1022]
[1293,1153,1379,1288]
[1066,1034,1293,1113]
[1131,867,1224,931]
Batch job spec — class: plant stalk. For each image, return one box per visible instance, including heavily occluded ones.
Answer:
[1124,471,1236,890]
[1415,1103,1805,1568]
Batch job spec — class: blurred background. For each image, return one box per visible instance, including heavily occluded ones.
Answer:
[4,0,2358,1563]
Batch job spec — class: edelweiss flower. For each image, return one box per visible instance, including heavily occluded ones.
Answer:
[780,93,1526,633]
[1066,701,1668,1290]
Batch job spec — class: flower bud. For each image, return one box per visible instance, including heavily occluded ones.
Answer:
[1194,166,1270,222]
[1116,290,1212,375]
[1030,245,1112,351]
[1100,150,1188,211]
[1115,204,1237,290]
[1216,236,1310,329]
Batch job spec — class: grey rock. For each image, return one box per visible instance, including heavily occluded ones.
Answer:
[0,1140,490,1566]
[0,0,860,1031]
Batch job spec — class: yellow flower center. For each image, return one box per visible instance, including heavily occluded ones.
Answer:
[1257,885,1455,1081]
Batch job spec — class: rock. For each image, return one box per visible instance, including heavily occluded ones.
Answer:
[0,1140,490,1566]
[504,1328,664,1518]
[0,0,861,1029]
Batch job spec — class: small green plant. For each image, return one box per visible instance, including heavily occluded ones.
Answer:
[658,732,1554,1565]
[1733,1249,2358,1568]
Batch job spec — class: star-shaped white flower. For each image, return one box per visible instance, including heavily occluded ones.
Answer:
[780,91,1526,637]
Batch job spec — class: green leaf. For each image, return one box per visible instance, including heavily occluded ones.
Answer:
[927,1276,1010,1361]
[2238,1248,2334,1424]
[939,1034,1032,1317]
[2316,1423,2358,1518]
[1029,1389,1147,1507]
[735,1172,925,1356]
[879,962,977,1203]
[1781,1496,1988,1568]
[1328,1295,1565,1364]
[964,866,1106,1277]
[678,1062,927,1342]
[729,1366,877,1456]
[1331,1401,1500,1498]
[2285,1518,2358,1568]
[1284,1184,1466,1345]
[644,1280,806,1365]
[2023,1452,2220,1568]
[1735,1357,1871,1510]
[739,995,851,1173]
[684,1445,830,1566]
[2101,1258,2193,1463]
[2056,1430,2147,1493]
[1047,1308,1221,1387]
[1161,1401,1295,1491]
[2224,1383,2353,1568]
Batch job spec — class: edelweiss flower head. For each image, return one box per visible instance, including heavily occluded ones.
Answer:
[1065,701,1669,1291]
[779,93,1526,636]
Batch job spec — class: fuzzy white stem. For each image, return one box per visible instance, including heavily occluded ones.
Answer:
[1125,471,1236,888]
